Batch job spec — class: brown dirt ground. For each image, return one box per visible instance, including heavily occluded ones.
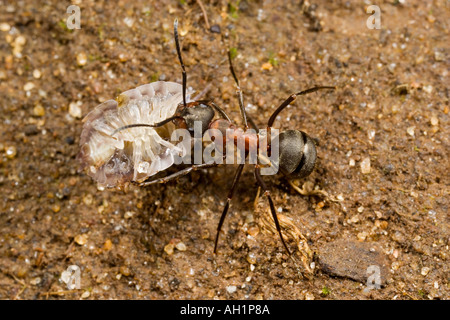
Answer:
[0,0,448,300]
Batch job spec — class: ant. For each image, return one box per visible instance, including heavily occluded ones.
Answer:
[82,19,335,256]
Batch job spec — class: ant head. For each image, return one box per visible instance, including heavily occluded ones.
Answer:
[178,101,215,135]
[276,129,317,179]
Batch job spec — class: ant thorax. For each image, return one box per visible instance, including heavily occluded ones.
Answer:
[78,81,191,188]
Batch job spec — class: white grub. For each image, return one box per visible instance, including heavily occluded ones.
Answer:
[78,81,190,188]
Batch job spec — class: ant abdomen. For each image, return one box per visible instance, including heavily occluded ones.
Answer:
[276,130,317,179]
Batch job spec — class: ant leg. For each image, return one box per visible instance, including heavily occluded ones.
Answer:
[174,19,187,107]
[214,164,245,253]
[267,86,335,127]
[228,50,249,129]
[247,115,259,132]
[136,163,218,187]
[254,167,292,255]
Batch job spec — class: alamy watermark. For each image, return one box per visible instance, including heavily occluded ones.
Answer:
[65,5,381,32]
[66,5,81,30]
[366,5,381,29]
[365,265,382,292]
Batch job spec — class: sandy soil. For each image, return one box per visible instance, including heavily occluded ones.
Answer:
[0,0,448,300]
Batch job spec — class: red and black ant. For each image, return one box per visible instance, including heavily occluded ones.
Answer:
[79,19,334,256]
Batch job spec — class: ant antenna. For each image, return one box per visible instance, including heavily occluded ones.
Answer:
[174,19,187,107]
[267,86,335,128]
[228,50,249,130]
[110,116,183,136]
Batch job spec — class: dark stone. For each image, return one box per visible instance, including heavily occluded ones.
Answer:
[317,239,390,286]
[210,24,221,34]
[24,124,39,136]
[65,136,75,145]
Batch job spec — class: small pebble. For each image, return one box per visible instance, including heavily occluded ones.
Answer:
[65,136,75,145]
[226,285,237,294]
[74,234,88,245]
[434,50,445,62]
[33,69,42,79]
[246,252,257,264]
[357,231,368,241]
[247,226,259,237]
[123,17,135,28]
[175,241,187,252]
[103,239,113,250]
[378,220,388,229]
[357,206,364,213]
[349,159,355,166]
[430,116,439,126]
[164,243,174,255]
[0,22,11,32]
[51,204,61,213]
[83,194,93,205]
[421,267,430,276]
[261,62,273,71]
[391,261,400,271]
[118,53,128,62]
[124,211,135,219]
[30,277,41,285]
[304,292,315,300]
[210,24,221,33]
[407,126,415,137]
[318,240,390,284]
[15,35,26,46]
[423,85,433,94]
[360,157,371,174]
[69,101,83,118]
[76,52,87,66]
[81,291,90,299]
[33,104,45,117]
[5,146,17,159]
[23,82,35,91]
[119,266,132,277]
[393,249,399,259]
[24,124,39,136]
